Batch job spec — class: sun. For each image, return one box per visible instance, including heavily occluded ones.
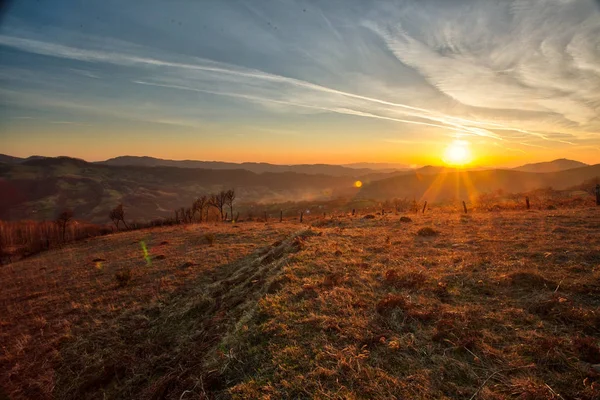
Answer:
[443,140,472,167]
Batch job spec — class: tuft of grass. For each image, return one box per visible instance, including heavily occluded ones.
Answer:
[376,294,410,316]
[204,232,215,246]
[417,227,439,237]
[384,269,429,289]
[114,269,132,287]
[573,336,600,364]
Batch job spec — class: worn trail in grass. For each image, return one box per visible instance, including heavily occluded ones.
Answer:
[222,209,600,399]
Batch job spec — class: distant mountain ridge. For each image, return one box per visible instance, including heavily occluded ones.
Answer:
[97,156,405,177]
[513,158,588,173]
[2,154,590,175]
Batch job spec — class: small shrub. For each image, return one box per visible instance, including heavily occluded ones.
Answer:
[115,269,132,287]
[362,214,376,220]
[204,233,215,246]
[417,227,439,237]
[399,216,412,223]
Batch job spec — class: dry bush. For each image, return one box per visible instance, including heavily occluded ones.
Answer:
[399,216,412,223]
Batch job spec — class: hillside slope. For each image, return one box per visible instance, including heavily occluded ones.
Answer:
[2,211,599,399]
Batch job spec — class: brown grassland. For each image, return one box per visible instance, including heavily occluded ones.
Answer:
[1,208,600,399]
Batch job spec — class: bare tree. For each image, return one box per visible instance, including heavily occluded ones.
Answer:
[209,191,228,221]
[192,195,208,223]
[184,207,193,223]
[109,204,128,230]
[225,189,236,221]
[55,209,74,242]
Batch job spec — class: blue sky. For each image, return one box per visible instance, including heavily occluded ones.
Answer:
[1,0,599,165]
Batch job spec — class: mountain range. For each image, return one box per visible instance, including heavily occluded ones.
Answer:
[1,154,590,175]
[0,155,597,223]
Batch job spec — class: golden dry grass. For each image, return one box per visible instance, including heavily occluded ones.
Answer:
[2,209,600,399]
[0,221,300,399]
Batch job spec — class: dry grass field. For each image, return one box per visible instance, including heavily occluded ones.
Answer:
[1,209,600,399]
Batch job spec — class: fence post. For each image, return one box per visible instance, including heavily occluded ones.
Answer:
[264,211,268,222]
[300,211,303,223]
[422,201,427,214]
[280,210,283,222]
[526,196,530,210]
[596,184,600,206]
[463,201,468,214]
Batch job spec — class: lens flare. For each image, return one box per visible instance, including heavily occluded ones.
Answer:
[354,180,363,188]
[140,241,151,265]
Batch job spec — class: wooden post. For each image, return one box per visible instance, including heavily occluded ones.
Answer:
[352,209,355,216]
[235,212,239,222]
[300,211,303,223]
[264,211,268,222]
[280,210,283,222]
[422,201,427,214]
[381,208,384,216]
[596,184,600,206]
[463,201,468,214]
[526,196,530,210]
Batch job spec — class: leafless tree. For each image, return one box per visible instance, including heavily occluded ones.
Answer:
[109,204,128,230]
[184,207,193,223]
[225,189,236,221]
[209,191,228,221]
[56,209,74,242]
[192,195,208,222]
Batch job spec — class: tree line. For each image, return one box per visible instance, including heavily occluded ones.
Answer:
[108,189,237,230]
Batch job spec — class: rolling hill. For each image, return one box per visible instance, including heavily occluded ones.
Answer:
[357,164,600,201]
[513,158,588,173]
[0,157,362,223]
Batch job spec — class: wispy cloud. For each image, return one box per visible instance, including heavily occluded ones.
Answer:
[1,0,598,162]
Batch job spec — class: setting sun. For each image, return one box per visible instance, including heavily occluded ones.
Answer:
[443,140,472,167]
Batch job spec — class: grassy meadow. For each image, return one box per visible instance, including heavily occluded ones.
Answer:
[1,208,599,399]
